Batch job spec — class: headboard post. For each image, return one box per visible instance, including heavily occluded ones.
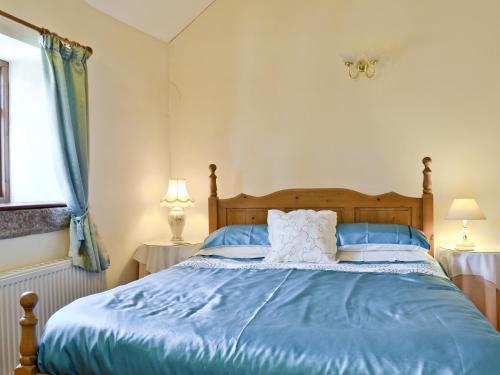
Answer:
[208,164,219,233]
[422,157,432,194]
[422,157,434,255]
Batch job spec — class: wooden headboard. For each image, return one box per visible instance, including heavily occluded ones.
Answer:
[208,157,434,254]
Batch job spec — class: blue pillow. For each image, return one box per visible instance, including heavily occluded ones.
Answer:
[336,223,430,250]
[201,224,270,249]
[201,223,430,251]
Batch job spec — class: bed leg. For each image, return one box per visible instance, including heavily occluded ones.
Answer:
[14,292,39,375]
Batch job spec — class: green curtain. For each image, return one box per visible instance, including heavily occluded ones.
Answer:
[40,33,109,272]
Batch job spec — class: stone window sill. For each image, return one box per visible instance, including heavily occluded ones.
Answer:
[0,203,70,239]
[0,202,66,211]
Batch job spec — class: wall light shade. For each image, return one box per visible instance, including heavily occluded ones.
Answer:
[445,198,485,251]
[160,179,194,208]
[446,199,486,220]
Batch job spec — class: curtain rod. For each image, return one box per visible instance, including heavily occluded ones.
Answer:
[0,9,93,54]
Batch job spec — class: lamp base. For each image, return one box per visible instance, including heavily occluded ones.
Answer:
[455,220,475,251]
[168,207,185,244]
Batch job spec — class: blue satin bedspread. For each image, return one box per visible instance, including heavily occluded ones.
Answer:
[38,262,500,375]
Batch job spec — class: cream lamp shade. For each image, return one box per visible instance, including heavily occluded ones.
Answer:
[160,179,194,243]
[445,198,485,251]
[445,199,486,220]
[160,179,194,208]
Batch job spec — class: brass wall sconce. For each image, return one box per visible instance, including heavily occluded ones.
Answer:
[344,57,378,79]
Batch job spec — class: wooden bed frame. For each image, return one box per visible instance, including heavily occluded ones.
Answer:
[14,157,433,375]
[208,157,434,250]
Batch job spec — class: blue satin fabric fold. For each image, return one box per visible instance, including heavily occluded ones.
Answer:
[39,265,500,374]
[337,223,430,249]
[201,224,270,249]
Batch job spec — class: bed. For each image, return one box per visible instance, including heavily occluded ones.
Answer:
[14,157,500,375]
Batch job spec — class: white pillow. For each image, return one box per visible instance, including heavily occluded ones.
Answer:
[196,246,268,259]
[337,250,431,262]
[265,209,337,263]
[338,244,429,252]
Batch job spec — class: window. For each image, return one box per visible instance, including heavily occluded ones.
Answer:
[0,27,68,240]
[0,32,65,206]
[0,59,8,203]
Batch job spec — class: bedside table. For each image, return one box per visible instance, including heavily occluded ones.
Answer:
[133,240,202,278]
[436,246,500,330]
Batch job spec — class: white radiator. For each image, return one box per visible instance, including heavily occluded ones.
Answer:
[0,258,107,375]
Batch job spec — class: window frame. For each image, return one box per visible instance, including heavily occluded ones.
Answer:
[0,57,69,239]
[0,59,9,203]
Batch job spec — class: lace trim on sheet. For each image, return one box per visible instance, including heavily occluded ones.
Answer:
[175,256,448,279]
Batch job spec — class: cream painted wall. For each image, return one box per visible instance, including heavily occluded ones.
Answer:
[169,0,500,249]
[0,231,69,272]
[0,0,170,286]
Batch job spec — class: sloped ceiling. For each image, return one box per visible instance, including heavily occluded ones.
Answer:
[85,0,215,43]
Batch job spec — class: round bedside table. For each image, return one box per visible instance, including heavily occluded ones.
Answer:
[133,239,202,278]
[436,246,500,330]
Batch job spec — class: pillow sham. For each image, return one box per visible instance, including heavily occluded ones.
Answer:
[265,209,337,263]
[336,223,430,250]
[198,222,430,259]
[196,246,268,259]
[200,224,270,249]
[337,249,430,262]
[338,244,427,252]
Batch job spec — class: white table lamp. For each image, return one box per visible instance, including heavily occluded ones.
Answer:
[445,198,485,251]
[160,179,194,243]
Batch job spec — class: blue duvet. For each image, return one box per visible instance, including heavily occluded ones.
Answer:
[38,259,500,375]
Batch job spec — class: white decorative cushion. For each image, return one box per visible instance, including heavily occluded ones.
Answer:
[265,209,337,263]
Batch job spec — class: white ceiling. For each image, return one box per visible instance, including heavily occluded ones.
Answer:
[85,0,216,43]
